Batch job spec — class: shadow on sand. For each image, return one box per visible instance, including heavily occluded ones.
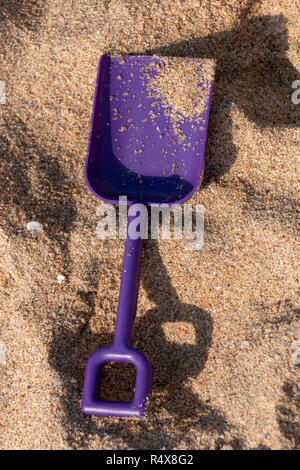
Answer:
[49,239,231,449]
[140,14,299,185]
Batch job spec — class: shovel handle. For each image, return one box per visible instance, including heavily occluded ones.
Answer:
[81,345,152,417]
[113,229,144,347]
[82,209,153,417]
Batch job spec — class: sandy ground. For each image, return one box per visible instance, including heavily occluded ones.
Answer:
[0,0,299,450]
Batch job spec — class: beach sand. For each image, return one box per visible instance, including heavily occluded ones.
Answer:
[0,0,299,449]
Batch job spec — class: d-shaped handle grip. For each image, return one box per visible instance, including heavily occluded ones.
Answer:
[81,345,153,418]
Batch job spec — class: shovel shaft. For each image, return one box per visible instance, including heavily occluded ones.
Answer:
[113,214,144,348]
[81,208,152,417]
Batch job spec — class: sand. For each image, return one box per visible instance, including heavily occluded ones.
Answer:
[145,56,215,140]
[0,0,299,450]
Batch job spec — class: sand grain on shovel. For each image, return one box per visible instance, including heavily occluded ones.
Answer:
[146,58,215,141]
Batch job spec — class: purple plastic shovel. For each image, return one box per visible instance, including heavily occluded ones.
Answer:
[82,54,214,417]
